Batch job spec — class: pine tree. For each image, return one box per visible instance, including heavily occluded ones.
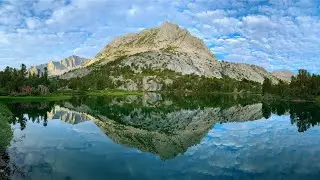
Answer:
[262,78,272,95]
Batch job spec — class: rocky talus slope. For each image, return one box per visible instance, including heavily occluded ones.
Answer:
[29,55,89,76]
[60,22,279,84]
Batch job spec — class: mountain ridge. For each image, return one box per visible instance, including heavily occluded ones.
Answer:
[28,22,289,87]
[58,22,280,84]
[29,55,89,76]
[272,70,295,82]
[86,21,216,67]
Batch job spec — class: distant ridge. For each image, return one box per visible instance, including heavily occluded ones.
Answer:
[272,70,295,82]
[29,55,89,76]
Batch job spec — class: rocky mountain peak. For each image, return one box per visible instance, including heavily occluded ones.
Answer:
[61,55,85,67]
[29,55,89,76]
[158,21,187,39]
[87,21,216,66]
[61,22,280,85]
[161,21,180,29]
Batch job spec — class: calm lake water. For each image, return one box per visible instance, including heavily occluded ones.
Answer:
[1,94,320,180]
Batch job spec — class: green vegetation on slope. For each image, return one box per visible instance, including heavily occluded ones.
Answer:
[3,55,319,99]
[61,55,262,93]
[0,104,13,149]
[263,69,320,101]
[0,64,60,96]
[0,54,262,95]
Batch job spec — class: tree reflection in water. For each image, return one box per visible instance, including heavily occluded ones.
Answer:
[0,95,319,179]
[262,101,320,132]
[6,102,55,130]
[4,96,320,134]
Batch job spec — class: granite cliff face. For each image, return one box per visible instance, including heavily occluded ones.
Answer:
[87,21,216,66]
[29,55,89,76]
[61,22,279,84]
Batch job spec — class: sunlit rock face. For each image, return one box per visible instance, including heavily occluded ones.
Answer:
[29,55,89,76]
[60,22,279,84]
[88,22,216,67]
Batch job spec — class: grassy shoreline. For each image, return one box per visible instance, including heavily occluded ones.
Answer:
[86,90,143,96]
[0,95,72,102]
[0,91,318,104]
[0,90,144,102]
[262,94,320,103]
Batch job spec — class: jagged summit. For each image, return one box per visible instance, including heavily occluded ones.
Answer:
[29,55,89,76]
[86,21,216,66]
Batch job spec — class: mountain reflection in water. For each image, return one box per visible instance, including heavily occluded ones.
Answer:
[1,93,320,179]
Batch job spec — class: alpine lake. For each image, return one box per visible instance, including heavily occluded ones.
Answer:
[1,93,320,180]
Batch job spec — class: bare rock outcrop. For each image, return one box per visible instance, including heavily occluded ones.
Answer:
[142,76,163,91]
[117,79,139,91]
[29,55,89,76]
[87,21,216,66]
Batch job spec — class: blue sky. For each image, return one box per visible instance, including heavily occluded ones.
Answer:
[0,0,319,73]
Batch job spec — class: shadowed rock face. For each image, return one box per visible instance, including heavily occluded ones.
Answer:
[29,55,89,76]
[60,22,279,84]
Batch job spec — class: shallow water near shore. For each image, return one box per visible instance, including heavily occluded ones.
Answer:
[1,94,320,180]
